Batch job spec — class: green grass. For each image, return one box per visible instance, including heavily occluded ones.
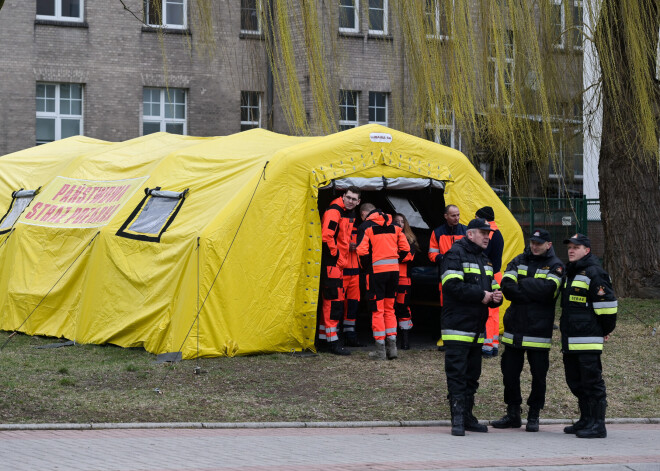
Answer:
[0,298,658,424]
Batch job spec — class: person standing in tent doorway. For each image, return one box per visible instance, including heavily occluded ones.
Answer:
[393,213,419,350]
[476,206,504,358]
[341,199,366,348]
[440,218,502,436]
[319,186,361,356]
[560,234,617,439]
[357,208,412,360]
[428,204,467,350]
[492,228,564,432]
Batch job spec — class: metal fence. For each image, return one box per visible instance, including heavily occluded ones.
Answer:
[499,196,593,261]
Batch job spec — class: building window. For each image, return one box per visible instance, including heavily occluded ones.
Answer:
[339,90,359,130]
[36,83,83,145]
[488,29,514,107]
[425,0,449,39]
[425,97,458,149]
[339,0,359,33]
[240,91,261,130]
[368,92,388,125]
[36,0,84,22]
[551,0,583,50]
[144,0,186,29]
[368,0,387,35]
[142,87,186,135]
[241,0,261,33]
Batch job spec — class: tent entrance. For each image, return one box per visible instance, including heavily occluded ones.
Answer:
[317,177,447,346]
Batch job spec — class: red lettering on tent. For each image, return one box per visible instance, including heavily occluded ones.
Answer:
[60,185,78,203]
[24,202,43,220]
[83,208,99,224]
[84,186,100,203]
[92,187,107,204]
[40,205,57,222]
[76,186,91,204]
[111,185,130,203]
[64,207,82,223]
[52,207,71,224]
[34,203,51,221]
[73,207,91,224]
[52,185,70,202]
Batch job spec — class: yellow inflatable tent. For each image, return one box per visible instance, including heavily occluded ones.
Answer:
[0,125,523,358]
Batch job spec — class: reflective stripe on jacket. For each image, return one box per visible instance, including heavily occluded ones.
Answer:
[500,246,564,350]
[440,237,502,345]
[428,222,467,265]
[560,252,617,354]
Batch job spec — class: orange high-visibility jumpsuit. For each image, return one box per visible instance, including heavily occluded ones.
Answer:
[483,219,503,354]
[342,221,360,335]
[319,197,354,343]
[357,211,412,342]
[395,246,415,331]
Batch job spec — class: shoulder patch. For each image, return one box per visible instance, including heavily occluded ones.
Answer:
[556,266,563,274]
[596,286,606,296]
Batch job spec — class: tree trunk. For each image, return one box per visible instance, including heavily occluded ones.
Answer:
[597,0,660,297]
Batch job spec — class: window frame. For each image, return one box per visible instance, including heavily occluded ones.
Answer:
[339,0,359,33]
[368,0,387,36]
[116,187,188,242]
[142,87,187,136]
[339,90,359,130]
[368,91,388,126]
[144,0,187,30]
[240,0,261,34]
[36,0,85,23]
[36,82,84,145]
[551,0,583,51]
[425,0,451,40]
[488,29,515,108]
[240,91,262,130]
[425,99,459,150]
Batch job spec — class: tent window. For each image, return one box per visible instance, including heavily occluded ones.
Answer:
[116,187,188,242]
[0,189,39,234]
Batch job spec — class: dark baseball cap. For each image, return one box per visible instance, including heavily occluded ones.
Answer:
[563,233,591,248]
[529,228,551,243]
[467,218,494,231]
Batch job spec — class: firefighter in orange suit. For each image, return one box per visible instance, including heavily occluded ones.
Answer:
[428,204,467,349]
[342,212,363,347]
[476,206,504,358]
[319,186,361,355]
[393,213,419,350]
[357,209,412,360]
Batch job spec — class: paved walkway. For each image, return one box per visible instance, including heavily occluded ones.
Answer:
[0,422,658,471]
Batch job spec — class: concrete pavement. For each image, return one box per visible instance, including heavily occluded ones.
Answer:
[0,421,659,471]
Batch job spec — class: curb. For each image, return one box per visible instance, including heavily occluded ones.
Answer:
[1,418,658,431]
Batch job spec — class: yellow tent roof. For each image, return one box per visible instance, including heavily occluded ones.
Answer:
[0,125,523,358]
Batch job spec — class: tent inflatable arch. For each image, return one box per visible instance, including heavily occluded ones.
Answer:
[0,124,523,358]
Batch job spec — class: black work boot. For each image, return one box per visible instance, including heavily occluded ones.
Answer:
[450,395,465,436]
[464,395,488,432]
[400,330,410,350]
[343,331,364,347]
[385,337,398,359]
[576,399,607,439]
[328,340,351,356]
[492,404,522,429]
[526,407,540,432]
[564,399,589,434]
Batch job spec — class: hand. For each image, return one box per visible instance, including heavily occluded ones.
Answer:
[604,334,610,341]
[491,290,503,303]
[482,291,493,304]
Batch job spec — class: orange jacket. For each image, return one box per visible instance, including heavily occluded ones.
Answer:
[428,222,467,266]
[356,210,412,273]
[321,196,355,268]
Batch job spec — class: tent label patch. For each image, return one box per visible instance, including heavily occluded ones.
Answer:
[369,133,392,143]
[20,176,148,228]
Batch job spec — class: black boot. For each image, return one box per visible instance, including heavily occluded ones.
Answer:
[343,331,364,347]
[564,399,589,434]
[450,395,465,436]
[526,407,540,432]
[328,340,351,356]
[464,395,488,432]
[576,399,607,438]
[492,404,522,429]
[400,330,410,350]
